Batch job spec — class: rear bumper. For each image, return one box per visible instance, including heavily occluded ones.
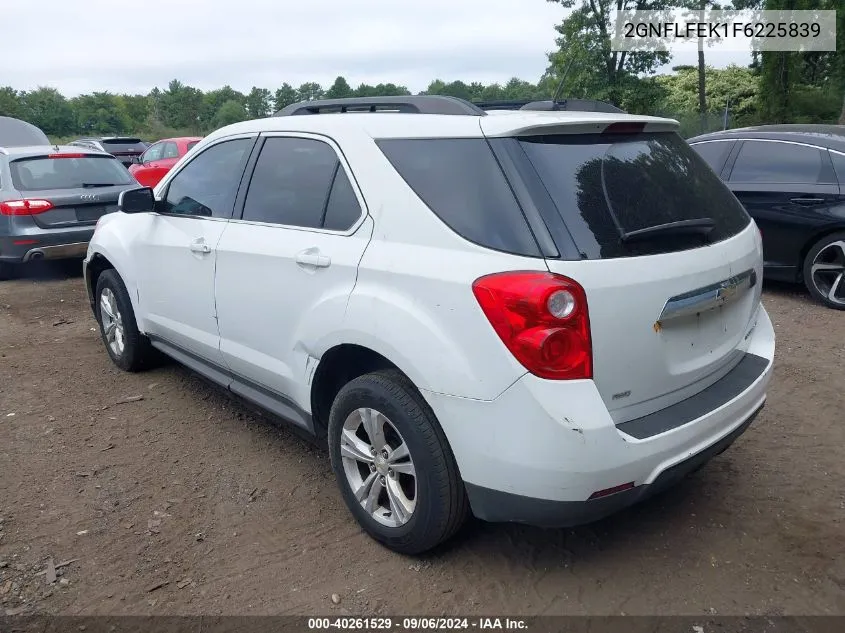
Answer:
[465,404,762,527]
[0,228,94,263]
[422,306,775,526]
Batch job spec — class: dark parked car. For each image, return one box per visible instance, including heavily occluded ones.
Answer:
[0,143,139,280]
[68,137,149,167]
[689,125,845,310]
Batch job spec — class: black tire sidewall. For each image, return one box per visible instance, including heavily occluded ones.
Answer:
[328,373,456,553]
[94,270,143,370]
[803,232,845,310]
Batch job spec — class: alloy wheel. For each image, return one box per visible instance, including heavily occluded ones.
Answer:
[339,407,417,527]
[810,240,845,306]
[99,287,126,357]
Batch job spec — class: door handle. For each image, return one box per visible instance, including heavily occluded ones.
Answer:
[295,249,331,268]
[189,238,211,254]
[790,197,825,205]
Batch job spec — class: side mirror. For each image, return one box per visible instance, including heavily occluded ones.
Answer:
[118,187,155,214]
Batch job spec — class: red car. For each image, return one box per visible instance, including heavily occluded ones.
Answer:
[128,137,202,188]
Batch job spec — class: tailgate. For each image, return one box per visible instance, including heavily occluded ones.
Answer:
[499,125,762,422]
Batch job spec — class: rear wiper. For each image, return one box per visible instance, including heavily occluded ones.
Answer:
[620,218,716,243]
[81,182,119,188]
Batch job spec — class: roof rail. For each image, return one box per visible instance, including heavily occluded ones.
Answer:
[474,99,625,114]
[273,95,487,117]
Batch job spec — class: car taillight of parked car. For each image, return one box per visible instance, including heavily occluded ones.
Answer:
[472,271,592,380]
[0,199,54,216]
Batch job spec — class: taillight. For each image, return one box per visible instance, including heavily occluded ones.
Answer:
[472,271,592,380]
[0,199,54,216]
[47,153,87,159]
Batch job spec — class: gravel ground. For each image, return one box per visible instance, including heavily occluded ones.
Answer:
[0,261,843,616]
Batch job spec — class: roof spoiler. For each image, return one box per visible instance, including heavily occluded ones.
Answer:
[274,95,487,117]
[474,99,626,114]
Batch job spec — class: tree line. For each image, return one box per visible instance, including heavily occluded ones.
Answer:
[0,0,842,141]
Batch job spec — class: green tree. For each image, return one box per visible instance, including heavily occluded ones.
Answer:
[0,87,23,118]
[545,0,671,106]
[297,82,323,101]
[159,80,204,131]
[273,83,298,111]
[21,87,76,135]
[120,94,151,131]
[245,86,271,118]
[201,86,245,128]
[325,76,353,99]
[212,100,249,128]
[71,92,131,135]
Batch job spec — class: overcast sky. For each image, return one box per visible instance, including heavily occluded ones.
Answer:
[7,0,749,97]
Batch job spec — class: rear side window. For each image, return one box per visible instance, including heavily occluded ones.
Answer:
[730,140,833,184]
[10,155,133,191]
[377,139,540,257]
[691,140,734,175]
[187,141,200,152]
[162,142,179,159]
[519,132,750,259]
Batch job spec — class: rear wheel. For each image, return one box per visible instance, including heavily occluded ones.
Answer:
[803,232,845,310]
[94,269,158,371]
[328,370,468,554]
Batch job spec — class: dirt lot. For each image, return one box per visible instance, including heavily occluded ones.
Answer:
[0,262,843,617]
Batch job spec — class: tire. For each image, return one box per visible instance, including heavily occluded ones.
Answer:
[802,231,845,310]
[328,369,468,554]
[94,269,158,371]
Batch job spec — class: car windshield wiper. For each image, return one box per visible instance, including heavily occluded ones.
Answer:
[81,182,119,188]
[620,218,716,244]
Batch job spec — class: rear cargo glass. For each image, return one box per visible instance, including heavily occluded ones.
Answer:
[518,132,751,259]
[376,138,541,257]
[10,155,133,191]
[100,138,146,153]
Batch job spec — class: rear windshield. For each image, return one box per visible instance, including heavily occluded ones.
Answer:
[519,132,751,259]
[187,141,200,151]
[10,155,134,191]
[100,138,146,153]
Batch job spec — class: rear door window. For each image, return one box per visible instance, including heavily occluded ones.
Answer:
[241,137,339,228]
[518,132,751,259]
[691,140,735,176]
[729,140,834,184]
[10,155,134,191]
[376,138,541,257]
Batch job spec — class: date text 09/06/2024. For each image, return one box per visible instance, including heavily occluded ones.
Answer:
[307,617,529,630]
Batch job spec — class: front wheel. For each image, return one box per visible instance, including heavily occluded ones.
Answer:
[94,269,159,371]
[328,370,468,554]
[803,232,845,310]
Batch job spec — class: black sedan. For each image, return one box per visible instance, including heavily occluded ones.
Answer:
[689,125,845,310]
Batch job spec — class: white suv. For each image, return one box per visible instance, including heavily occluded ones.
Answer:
[83,96,775,554]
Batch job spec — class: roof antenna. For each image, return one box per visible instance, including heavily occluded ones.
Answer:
[549,57,576,110]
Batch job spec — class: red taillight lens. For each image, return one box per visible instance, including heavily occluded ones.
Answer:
[47,153,87,159]
[0,199,54,216]
[472,271,592,380]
